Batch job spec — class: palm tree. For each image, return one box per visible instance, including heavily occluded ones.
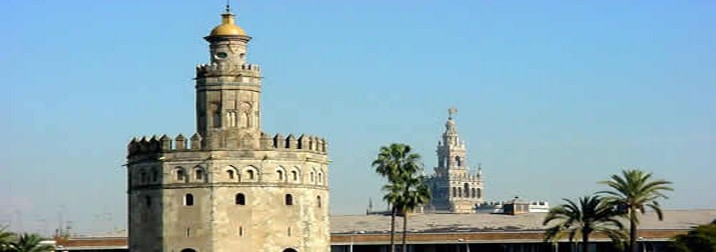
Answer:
[543,195,625,252]
[381,182,404,252]
[599,169,673,252]
[372,143,422,252]
[10,233,54,252]
[399,175,431,252]
[0,226,15,252]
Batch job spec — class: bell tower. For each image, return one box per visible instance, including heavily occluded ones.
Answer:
[428,107,484,213]
[196,6,262,149]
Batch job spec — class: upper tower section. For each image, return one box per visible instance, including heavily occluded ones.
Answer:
[436,107,467,172]
[195,6,263,149]
[204,6,251,66]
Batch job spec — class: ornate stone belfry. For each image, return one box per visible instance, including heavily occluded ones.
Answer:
[428,107,484,213]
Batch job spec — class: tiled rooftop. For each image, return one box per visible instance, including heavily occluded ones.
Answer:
[330,209,716,234]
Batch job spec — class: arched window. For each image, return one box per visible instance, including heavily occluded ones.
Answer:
[247,170,255,180]
[464,183,470,197]
[455,156,462,167]
[477,188,482,198]
[310,172,315,182]
[277,170,284,181]
[285,194,293,205]
[145,195,151,207]
[318,173,323,183]
[184,194,194,206]
[283,248,298,252]
[176,169,185,181]
[471,188,476,198]
[458,189,462,198]
[235,193,245,205]
[317,195,322,208]
[452,187,457,197]
[227,111,237,127]
[140,171,147,183]
[181,249,196,252]
[227,170,235,180]
[291,170,298,181]
[195,168,203,181]
[151,168,158,182]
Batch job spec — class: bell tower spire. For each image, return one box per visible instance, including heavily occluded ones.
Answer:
[438,107,466,170]
[427,107,485,213]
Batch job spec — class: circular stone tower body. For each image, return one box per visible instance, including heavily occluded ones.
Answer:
[126,10,330,252]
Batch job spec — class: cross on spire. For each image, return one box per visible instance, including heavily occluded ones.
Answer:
[225,0,232,13]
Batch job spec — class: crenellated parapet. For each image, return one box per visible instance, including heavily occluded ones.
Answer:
[196,62,261,78]
[127,132,328,158]
[127,133,204,157]
[261,133,328,153]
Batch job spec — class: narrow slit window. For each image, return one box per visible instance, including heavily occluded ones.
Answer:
[235,193,246,205]
[184,194,194,206]
[285,194,293,205]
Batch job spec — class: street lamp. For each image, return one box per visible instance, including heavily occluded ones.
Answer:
[638,237,646,252]
[457,239,470,252]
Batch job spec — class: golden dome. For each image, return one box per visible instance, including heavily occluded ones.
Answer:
[209,13,246,36]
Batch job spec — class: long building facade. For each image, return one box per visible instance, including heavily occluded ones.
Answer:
[55,210,716,252]
[125,7,330,252]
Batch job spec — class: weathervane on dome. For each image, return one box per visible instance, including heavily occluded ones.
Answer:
[448,107,458,120]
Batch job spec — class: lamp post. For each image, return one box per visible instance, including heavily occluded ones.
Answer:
[637,237,646,252]
[457,239,469,252]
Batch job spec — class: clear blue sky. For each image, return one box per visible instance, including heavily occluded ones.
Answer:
[2,0,714,235]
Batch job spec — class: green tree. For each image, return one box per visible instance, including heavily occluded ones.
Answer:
[599,169,673,252]
[9,233,54,252]
[399,175,431,252]
[372,143,421,252]
[668,219,716,252]
[543,195,625,252]
[0,226,15,252]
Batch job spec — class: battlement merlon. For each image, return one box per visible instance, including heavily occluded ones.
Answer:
[196,63,261,78]
[127,133,328,159]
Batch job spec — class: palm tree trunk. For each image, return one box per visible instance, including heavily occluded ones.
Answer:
[582,231,589,252]
[630,209,638,252]
[390,205,396,252]
[402,212,408,252]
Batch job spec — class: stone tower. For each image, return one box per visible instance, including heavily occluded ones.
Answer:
[126,7,330,252]
[427,108,484,213]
